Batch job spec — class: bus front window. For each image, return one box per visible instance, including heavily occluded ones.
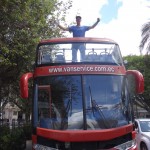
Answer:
[36,75,129,130]
[37,76,83,130]
[84,75,128,129]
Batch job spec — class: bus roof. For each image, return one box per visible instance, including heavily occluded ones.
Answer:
[39,37,118,45]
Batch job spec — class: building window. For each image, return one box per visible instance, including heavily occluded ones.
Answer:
[13,111,17,116]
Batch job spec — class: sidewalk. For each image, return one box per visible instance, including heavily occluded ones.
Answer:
[25,140,32,150]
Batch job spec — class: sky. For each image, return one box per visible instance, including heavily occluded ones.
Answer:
[60,0,150,56]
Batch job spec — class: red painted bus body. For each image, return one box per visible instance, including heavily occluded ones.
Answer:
[20,37,144,150]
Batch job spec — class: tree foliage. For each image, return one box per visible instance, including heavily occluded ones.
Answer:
[124,55,150,112]
[140,21,150,54]
[0,0,72,120]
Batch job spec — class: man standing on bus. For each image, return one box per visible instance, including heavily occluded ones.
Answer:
[57,16,100,62]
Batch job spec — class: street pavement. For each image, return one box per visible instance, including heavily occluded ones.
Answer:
[25,140,32,150]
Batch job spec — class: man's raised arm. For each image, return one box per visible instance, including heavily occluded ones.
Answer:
[89,18,100,30]
[58,24,69,31]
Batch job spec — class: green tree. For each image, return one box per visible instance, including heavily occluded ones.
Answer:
[140,21,150,54]
[124,55,150,112]
[0,0,72,120]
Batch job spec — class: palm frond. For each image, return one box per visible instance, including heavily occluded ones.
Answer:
[140,21,150,53]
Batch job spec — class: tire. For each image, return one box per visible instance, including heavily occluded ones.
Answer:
[140,143,148,150]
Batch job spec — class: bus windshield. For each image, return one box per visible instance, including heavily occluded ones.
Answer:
[37,43,123,65]
[34,75,131,130]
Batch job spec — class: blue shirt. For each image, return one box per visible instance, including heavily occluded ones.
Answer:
[69,26,90,37]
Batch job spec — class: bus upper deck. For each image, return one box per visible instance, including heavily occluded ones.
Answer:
[36,37,124,66]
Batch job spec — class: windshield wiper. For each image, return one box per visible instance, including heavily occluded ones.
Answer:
[92,100,111,129]
[89,86,111,129]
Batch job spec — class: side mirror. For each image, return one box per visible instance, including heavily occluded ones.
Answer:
[126,70,144,95]
[20,72,33,99]
[135,128,139,133]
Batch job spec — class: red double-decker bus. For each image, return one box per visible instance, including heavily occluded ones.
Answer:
[20,37,144,150]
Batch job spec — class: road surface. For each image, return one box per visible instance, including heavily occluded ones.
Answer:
[25,140,32,150]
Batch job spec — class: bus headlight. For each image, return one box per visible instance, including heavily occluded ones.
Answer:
[33,144,58,150]
[114,139,136,150]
